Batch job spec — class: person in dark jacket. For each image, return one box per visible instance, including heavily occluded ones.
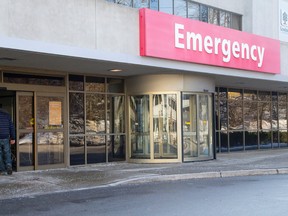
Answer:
[0,109,15,175]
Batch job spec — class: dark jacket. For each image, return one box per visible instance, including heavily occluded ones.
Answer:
[0,110,15,140]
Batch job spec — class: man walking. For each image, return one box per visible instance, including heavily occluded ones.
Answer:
[0,109,15,175]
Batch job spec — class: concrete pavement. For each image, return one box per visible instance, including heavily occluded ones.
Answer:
[1,149,288,200]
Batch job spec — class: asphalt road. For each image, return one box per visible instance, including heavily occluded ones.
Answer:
[1,174,288,216]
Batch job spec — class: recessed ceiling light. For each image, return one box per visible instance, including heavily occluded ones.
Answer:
[108,69,123,72]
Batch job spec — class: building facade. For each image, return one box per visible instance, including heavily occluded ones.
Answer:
[0,0,287,171]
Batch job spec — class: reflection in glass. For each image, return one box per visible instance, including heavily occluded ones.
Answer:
[182,94,197,157]
[159,0,172,14]
[174,0,187,18]
[37,96,64,129]
[258,102,271,130]
[69,93,84,134]
[208,7,219,25]
[272,102,278,130]
[107,95,125,134]
[245,131,258,150]
[87,135,106,163]
[229,99,243,130]
[130,95,150,158]
[258,91,271,101]
[70,136,85,165]
[219,100,228,130]
[133,0,148,8]
[182,94,213,159]
[273,131,279,148]
[260,131,271,149]
[280,130,288,148]
[69,75,84,91]
[229,131,243,151]
[19,132,34,166]
[244,90,257,101]
[199,95,211,156]
[188,2,199,20]
[153,94,177,159]
[3,73,65,86]
[220,11,231,27]
[86,94,105,133]
[150,0,158,11]
[200,5,208,22]
[228,88,242,100]
[220,132,228,152]
[86,76,105,92]
[37,132,64,165]
[107,78,124,93]
[108,135,125,162]
[244,102,258,130]
[19,96,33,130]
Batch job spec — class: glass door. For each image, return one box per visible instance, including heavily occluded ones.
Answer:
[182,93,214,162]
[17,92,66,171]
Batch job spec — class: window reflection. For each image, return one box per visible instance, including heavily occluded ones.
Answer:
[159,0,172,14]
[87,135,106,163]
[108,135,126,161]
[70,136,85,165]
[174,0,187,18]
[69,93,84,134]
[19,132,34,166]
[153,94,177,159]
[107,95,125,134]
[37,132,64,165]
[86,94,105,133]
[130,95,150,158]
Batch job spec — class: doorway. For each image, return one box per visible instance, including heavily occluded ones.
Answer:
[17,92,66,171]
[0,90,16,170]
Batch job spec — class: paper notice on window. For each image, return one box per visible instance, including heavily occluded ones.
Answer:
[49,101,62,125]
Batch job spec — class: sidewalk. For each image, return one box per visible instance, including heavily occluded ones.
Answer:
[1,149,288,200]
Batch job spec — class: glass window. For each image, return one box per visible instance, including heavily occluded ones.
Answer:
[218,87,227,100]
[130,95,150,159]
[219,100,228,130]
[108,135,126,161]
[245,131,258,150]
[150,0,158,10]
[87,135,106,163]
[3,72,65,86]
[174,0,187,18]
[37,96,64,130]
[37,132,64,165]
[200,5,208,22]
[19,132,34,166]
[208,7,219,25]
[260,131,272,149]
[229,99,243,130]
[153,94,177,159]
[220,11,231,28]
[228,88,242,100]
[278,103,287,129]
[259,91,271,101]
[115,0,132,7]
[272,102,278,130]
[280,130,288,148]
[70,136,85,165]
[258,102,271,130]
[229,131,243,151]
[188,2,200,20]
[133,0,149,8]
[69,75,84,91]
[107,95,125,134]
[69,93,85,134]
[182,94,197,157]
[231,13,242,30]
[159,0,173,14]
[244,102,258,130]
[107,78,124,93]
[86,94,106,133]
[244,90,257,101]
[86,76,105,92]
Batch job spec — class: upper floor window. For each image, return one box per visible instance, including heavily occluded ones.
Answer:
[106,0,242,30]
